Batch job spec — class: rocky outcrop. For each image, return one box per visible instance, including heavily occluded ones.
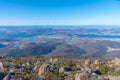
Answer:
[49,58,59,63]
[84,59,91,66]
[59,66,71,73]
[0,62,4,70]
[94,59,99,65]
[107,75,120,80]
[38,63,50,76]
[3,74,11,80]
[74,71,90,80]
[74,71,103,80]
[111,57,120,66]
[33,65,38,71]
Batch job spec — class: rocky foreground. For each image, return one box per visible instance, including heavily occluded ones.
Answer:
[0,57,120,80]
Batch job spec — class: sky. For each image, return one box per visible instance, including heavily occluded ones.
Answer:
[0,0,120,26]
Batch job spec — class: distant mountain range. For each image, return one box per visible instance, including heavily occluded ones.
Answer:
[0,26,120,59]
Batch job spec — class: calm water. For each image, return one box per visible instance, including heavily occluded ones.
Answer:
[9,33,120,38]
[1,32,120,39]
[8,33,37,38]
[68,34,120,38]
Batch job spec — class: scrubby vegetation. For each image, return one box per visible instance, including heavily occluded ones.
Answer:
[0,57,120,80]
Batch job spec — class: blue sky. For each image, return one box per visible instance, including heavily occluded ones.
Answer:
[0,0,120,25]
